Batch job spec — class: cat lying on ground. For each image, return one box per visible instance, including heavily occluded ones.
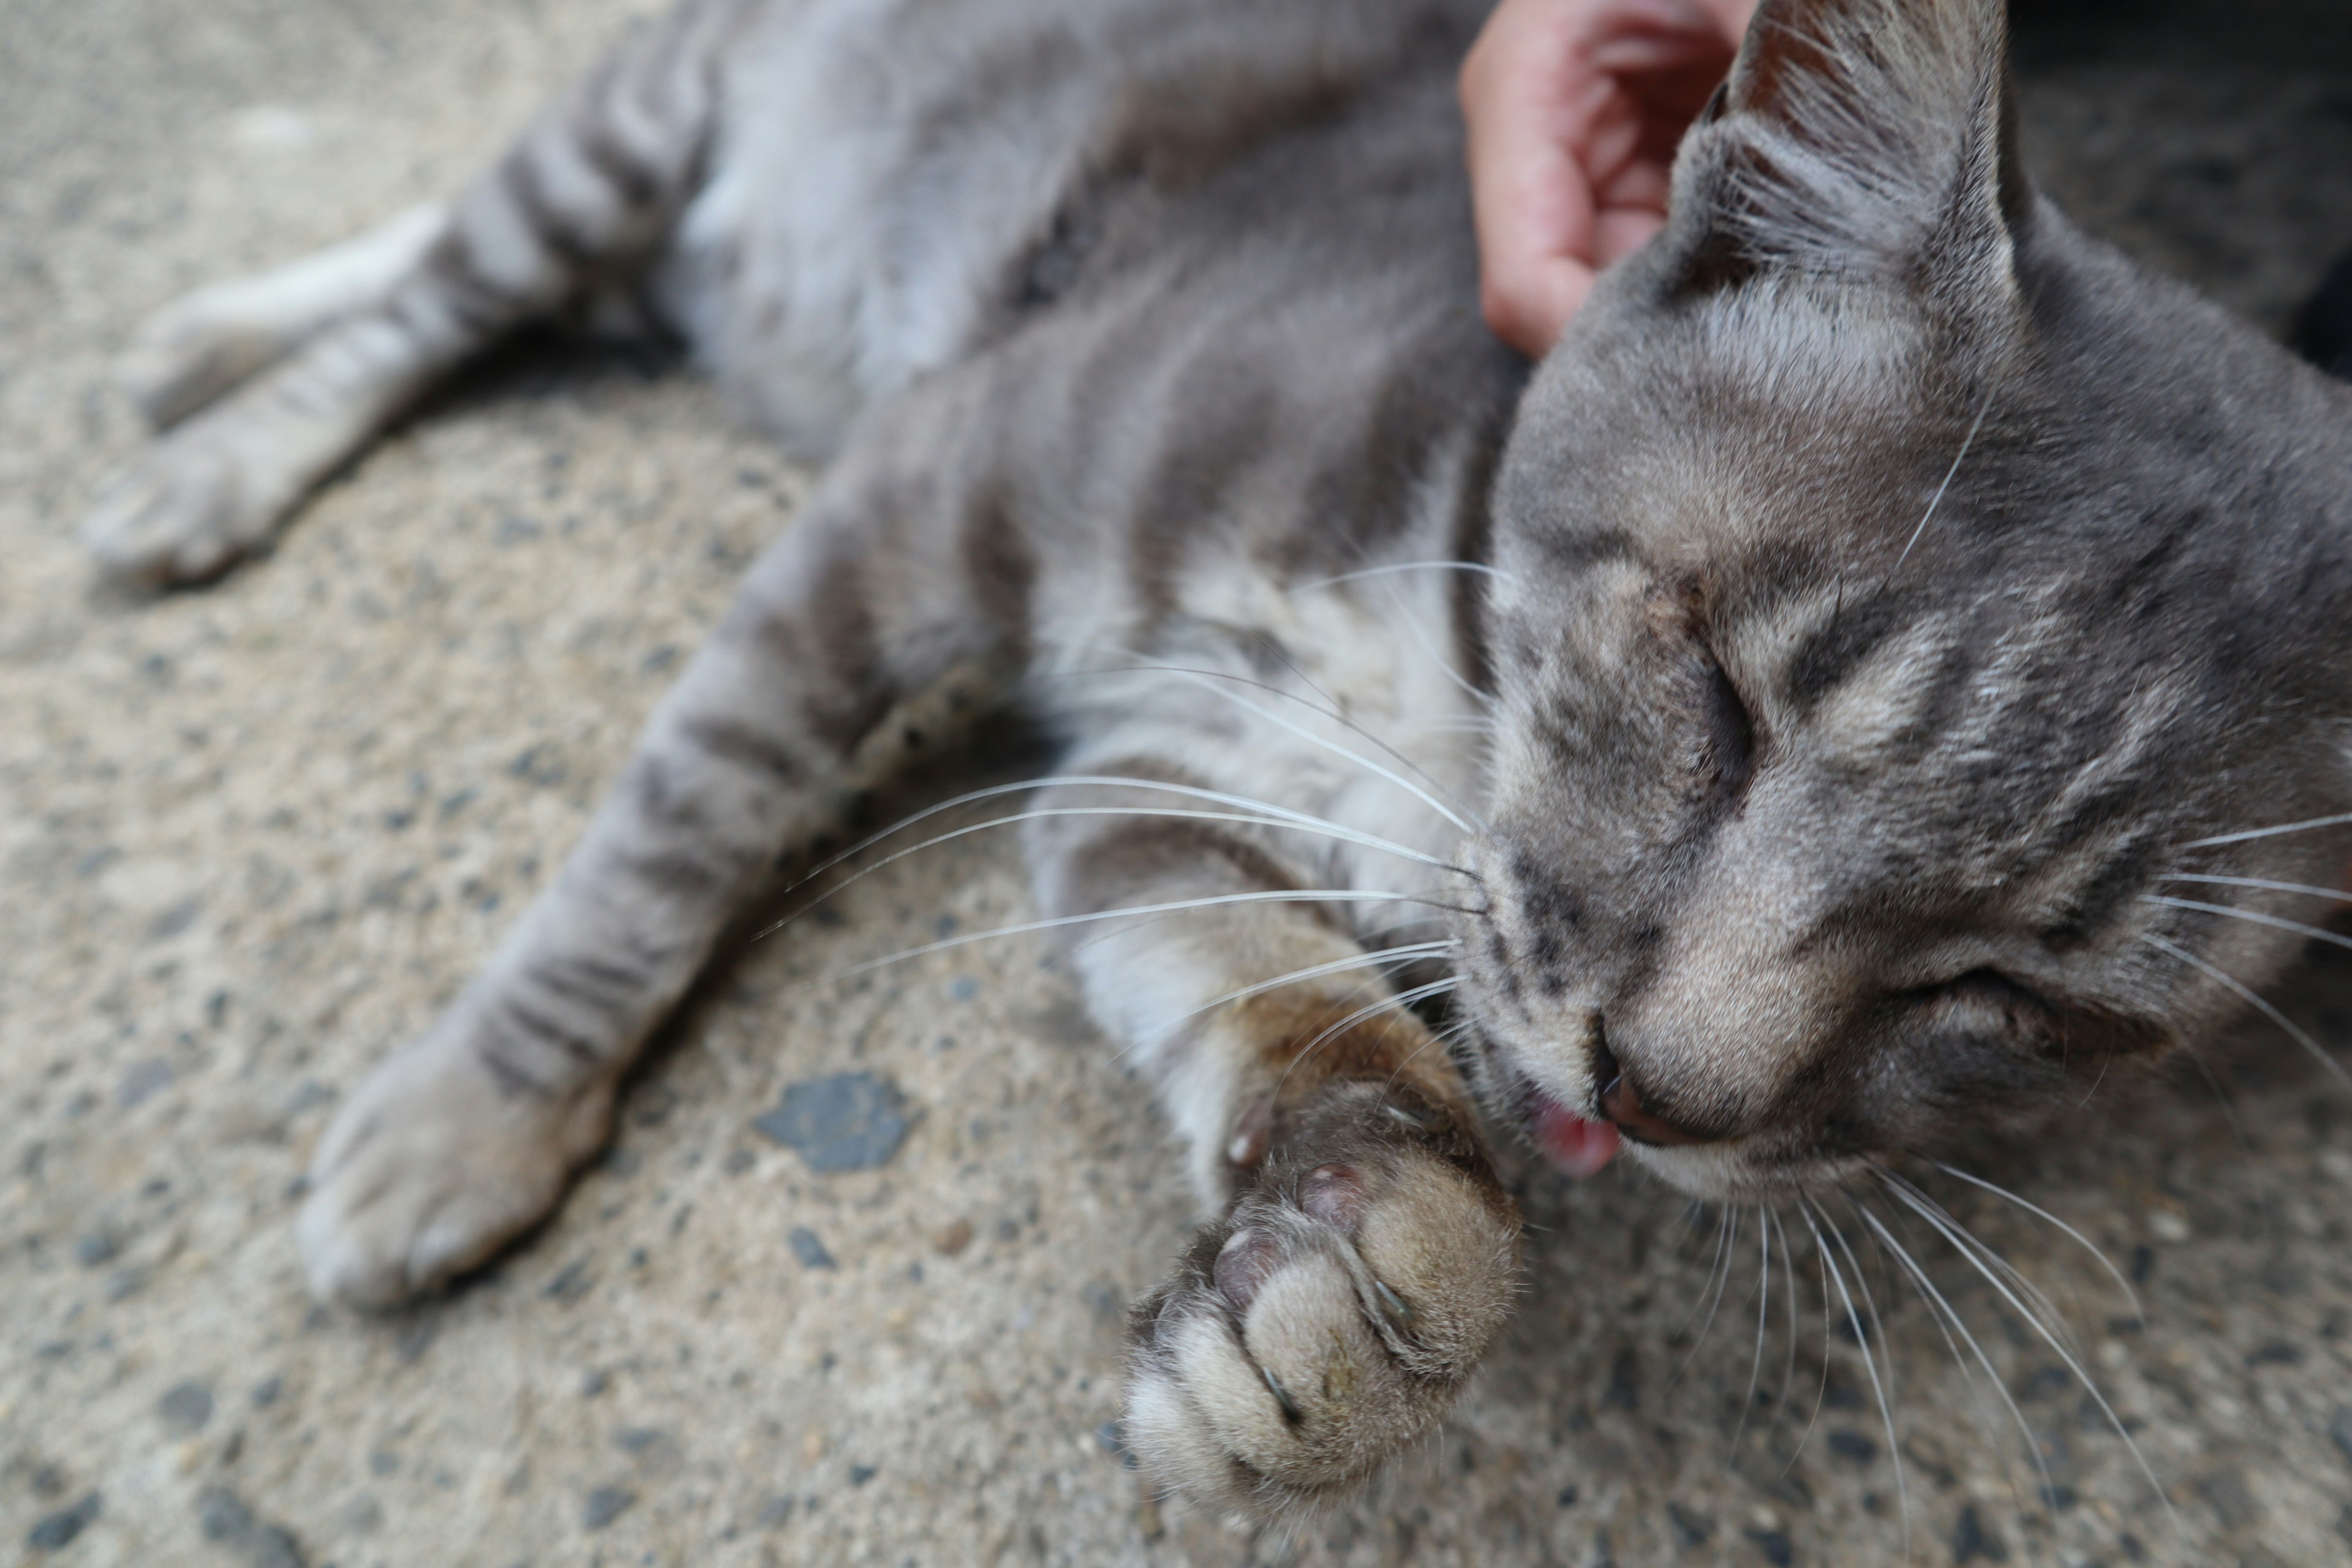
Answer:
[85,0,2352,1520]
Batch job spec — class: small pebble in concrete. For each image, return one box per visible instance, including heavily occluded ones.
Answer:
[73,1228,119,1267]
[2331,1406,2352,1466]
[581,1486,635,1531]
[754,1072,910,1172]
[1950,1503,2007,1564]
[157,1379,214,1433]
[788,1227,837,1270]
[118,1058,176,1109]
[1745,1526,1795,1567]
[932,1219,973,1256]
[848,1464,876,1486]
[580,1369,610,1397]
[756,1495,795,1528]
[26,1493,101,1551]
[249,1375,282,1408]
[197,1485,311,1568]
[1826,1429,1876,1463]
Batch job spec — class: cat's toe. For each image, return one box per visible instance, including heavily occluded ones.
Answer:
[1122,1088,1520,1520]
[297,1036,612,1308]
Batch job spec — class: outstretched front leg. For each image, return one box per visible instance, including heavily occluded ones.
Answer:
[1026,771,1520,1518]
[298,375,1022,1306]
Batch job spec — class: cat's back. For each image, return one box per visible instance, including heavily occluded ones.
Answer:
[662,0,1498,453]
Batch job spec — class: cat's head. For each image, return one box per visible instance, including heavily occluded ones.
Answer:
[1463,0,2352,1199]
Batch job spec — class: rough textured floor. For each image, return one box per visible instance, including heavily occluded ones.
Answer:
[7,2,2352,1565]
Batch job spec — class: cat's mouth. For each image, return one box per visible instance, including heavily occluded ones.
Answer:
[1530,1093,1621,1178]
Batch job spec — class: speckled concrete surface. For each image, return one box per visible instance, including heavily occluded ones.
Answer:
[7,3,2352,1565]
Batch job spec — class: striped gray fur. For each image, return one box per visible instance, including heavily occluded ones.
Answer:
[89,0,2352,1524]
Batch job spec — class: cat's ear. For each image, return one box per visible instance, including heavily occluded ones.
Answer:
[1661,0,2030,314]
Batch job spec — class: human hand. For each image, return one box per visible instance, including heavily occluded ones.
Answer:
[1460,0,1758,357]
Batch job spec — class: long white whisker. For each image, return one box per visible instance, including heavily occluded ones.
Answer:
[1773,1207,1801,1428]
[1803,1199,1910,1562]
[1733,1204,1773,1449]
[1272,977,1463,1100]
[1292,560,1513,591]
[1926,1161,2143,1325]
[1673,1205,1735,1351]
[1673,1207,1743,1396]
[2185,810,2352,848]
[1856,1197,2056,1516]
[1376,576,1489,709]
[1158,669,1482,834]
[1879,1174,2078,1366]
[809,889,1449,986]
[1782,1221,1836,1474]
[783,772,1474,902]
[1893,394,1991,571]
[2143,894,2352,957]
[2137,932,2352,1088]
[1119,941,1460,1065]
[763,805,1474,943]
[2157,872,2352,902]
[1880,1175,2179,1529]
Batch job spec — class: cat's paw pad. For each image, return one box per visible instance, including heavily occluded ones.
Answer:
[297,1031,612,1308]
[81,421,293,587]
[1123,1087,1519,1519]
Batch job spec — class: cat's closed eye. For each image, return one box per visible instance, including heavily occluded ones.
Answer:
[1915,970,2157,1063]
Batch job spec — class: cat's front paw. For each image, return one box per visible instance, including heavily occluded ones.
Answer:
[1123,1083,1520,1520]
[80,418,296,587]
[297,1023,615,1308]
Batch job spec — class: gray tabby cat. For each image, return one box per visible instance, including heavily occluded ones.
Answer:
[85,0,2352,1521]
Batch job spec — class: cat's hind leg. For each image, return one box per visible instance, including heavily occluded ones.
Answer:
[83,0,756,587]
[1025,772,1520,1518]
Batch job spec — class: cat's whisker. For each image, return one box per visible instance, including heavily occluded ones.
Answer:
[778,772,1477,908]
[1771,1207,1803,1431]
[2143,893,2352,960]
[1877,1174,2180,1530]
[1878,1171,2077,1365]
[1115,941,1461,1067]
[1268,976,1462,1102]
[1371,575,1490,709]
[1781,1221,1838,1477]
[757,802,1475,944]
[2184,810,2352,849]
[1803,1199,1910,1560]
[1670,1206,1741,1393]
[1890,392,1991,573]
[1732,1204,1773,1450]
[1925,1160,2142,1325]
[1854,1197,2057,1518]
[2157,871,2352,903]
[1290,560,1515,592]
[1137,664,1487,833]
[2136,931,2352,1088]
[1379,1014,1480,1101]
[803,888,1459,990]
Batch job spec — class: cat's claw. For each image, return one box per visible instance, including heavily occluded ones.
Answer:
[1122,1082,1520,1520]
[297,1026,614,1308]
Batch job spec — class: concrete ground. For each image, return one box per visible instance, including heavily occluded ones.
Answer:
[7,2,2352,1564]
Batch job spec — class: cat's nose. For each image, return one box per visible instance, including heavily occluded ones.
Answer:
[1589,1034,1716,1147]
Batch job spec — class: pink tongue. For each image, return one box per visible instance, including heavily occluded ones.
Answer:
[1535,1097,1621,1178]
